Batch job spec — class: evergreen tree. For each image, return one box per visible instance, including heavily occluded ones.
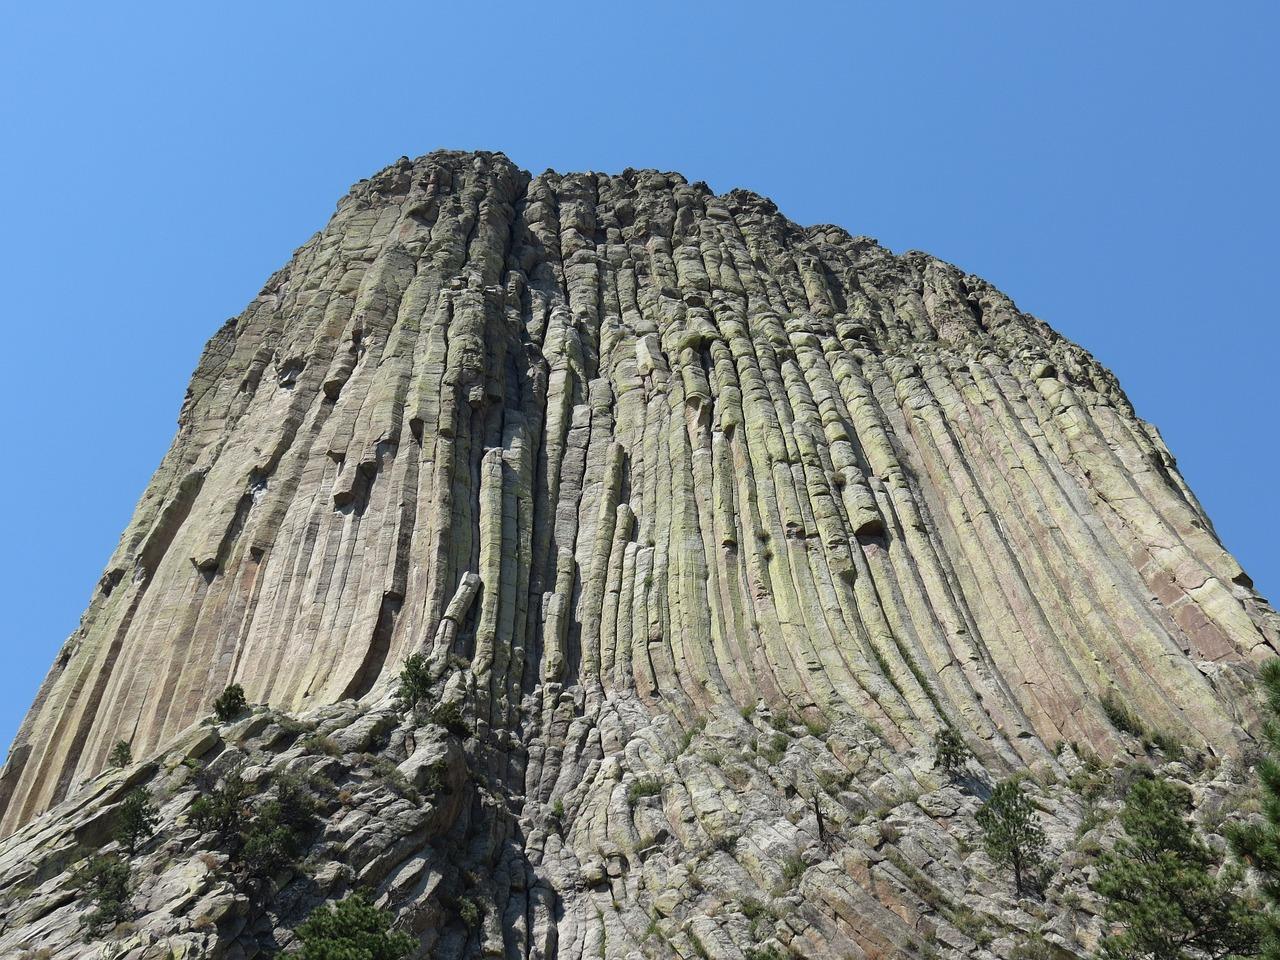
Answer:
[191,771,250,840]
[115,788,158,856]
[933,727,972,777]
[295,891,415,960]
[396,653,431,712]
[71,853,131,939]
[109,740,133,768]
[976,778,1046,895]
[1096,775,1260,960]
[213,683,248,722]
[1230,658,1280,959]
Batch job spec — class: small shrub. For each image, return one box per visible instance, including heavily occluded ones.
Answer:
[950,906,992,946]
[744,948,786,960]
[1100,691,1145,738]
[781,853,805,884]
[302,733,342,757]
[115,788,158,856]
[191,772,249,839]
[457,896,481,929]
[757,733,788,764]
[627,777,662,807]
[213,683,248,723]
[1148,728,1187,762]
[240,808,299,880]
[422,758,450,795]
[741,897,776,941]
[711,831,740,853]
[815,768,840,795]
[802,715,829,738]
[276,714,313,736]
[295,891,415,960]
[109,740,133,768]
[1009,934,1055,960]
[397,652,432,711]
[238,774,319,880]
[430,701,471,738]
[71,853,131,939]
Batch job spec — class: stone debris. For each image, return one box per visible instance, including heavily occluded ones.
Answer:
[0,149,1276,958]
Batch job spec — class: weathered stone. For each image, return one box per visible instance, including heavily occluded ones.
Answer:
[1,149,1275,958]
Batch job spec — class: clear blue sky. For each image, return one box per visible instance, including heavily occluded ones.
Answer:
[1,2,1276,755]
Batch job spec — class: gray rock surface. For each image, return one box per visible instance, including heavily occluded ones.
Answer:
[0,149,1275,957]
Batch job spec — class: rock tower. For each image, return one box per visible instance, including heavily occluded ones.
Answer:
[1,150,1275,958]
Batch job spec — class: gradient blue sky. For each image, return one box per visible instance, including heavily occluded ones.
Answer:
[1,3,1276,754]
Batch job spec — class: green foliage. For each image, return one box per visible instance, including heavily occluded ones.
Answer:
[949,905,993,946]
[422,758,450,795]
[976,779,1046,896]
[740,897,777,941]
[802,715,830,738]
[627,777,662,807]
[1009,934,1056,960]
[71,853,131,939]
[430,700,470,738]
[213,683,248,723]
[193,771,318,882]
[302,733,343,757]
[295,891,415,960]
[191,771,250,839]
[240,775,318,880]
[456,895,481,929]
[1148,728,1188,763]
[932,727,972,776]
[396,652,432,711]
[109,740,133,768]
[757,733,788,764]
[1229,657,1280,959]
[115,788,158,856]
[1101,691,1146,739]
[1095,775,1260,960]
[780,853,806,883]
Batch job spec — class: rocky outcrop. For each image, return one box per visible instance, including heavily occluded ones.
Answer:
[1,149,1276,957]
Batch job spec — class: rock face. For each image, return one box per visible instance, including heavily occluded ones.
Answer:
[1,149,1277,958]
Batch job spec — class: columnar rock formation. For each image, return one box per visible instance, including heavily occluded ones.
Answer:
[1,150,1276,958]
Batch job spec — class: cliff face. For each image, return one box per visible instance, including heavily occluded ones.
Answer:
[1,150,1276,958]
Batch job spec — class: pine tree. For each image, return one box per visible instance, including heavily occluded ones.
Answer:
[71,852,131,939]
[1230,657,1280,959]
[933,727,972,777]
[1096,775,1260,960]
[213,683,248,722]
[396,653,431,712]
[115,788,158,856]
[295,891,415,960]
[976,778,1046,895]
[109,740,133,768]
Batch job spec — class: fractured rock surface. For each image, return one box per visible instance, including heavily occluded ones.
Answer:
[1,149,1277,957]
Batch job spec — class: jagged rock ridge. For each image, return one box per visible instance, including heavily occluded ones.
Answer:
[1,149,1276,958]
